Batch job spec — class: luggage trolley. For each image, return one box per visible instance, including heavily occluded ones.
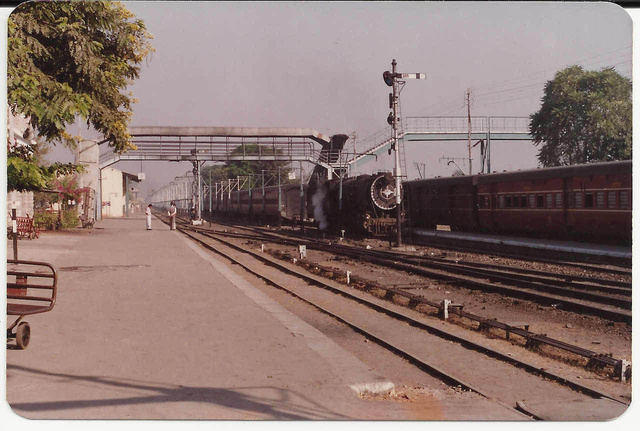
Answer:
[6,260,58,349]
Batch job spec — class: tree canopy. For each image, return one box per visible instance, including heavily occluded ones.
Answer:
[8,1,154,154]
[529,65,631,167]
[7,141,82,192]
[202,144,295,189]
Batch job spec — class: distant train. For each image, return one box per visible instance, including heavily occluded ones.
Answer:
[405,160,632,244]
[217,182,307,223]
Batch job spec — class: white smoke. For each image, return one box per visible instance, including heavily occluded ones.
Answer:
[311,186,328,230]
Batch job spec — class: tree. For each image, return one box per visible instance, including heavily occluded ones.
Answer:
[202,144,295,189]
[529,66,631,167]
[8,1,154,154]
[7,141,82,192]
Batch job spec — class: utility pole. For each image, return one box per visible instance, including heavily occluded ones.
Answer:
[383,59,426,247]
[466,89,473,175]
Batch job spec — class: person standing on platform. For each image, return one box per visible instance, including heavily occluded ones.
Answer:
[168,201,177,230]
[146,204,153,230]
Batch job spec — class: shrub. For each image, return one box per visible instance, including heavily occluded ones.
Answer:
[34,211,58,230]
[60,210,79,229]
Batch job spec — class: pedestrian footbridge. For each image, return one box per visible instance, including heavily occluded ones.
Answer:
[347,116,532,173]
[97,117,532,174]
[98,126,337,169]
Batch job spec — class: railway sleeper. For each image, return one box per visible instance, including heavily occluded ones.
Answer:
[181,221,632,382]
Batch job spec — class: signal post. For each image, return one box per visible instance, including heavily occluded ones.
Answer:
[383,59,426,247]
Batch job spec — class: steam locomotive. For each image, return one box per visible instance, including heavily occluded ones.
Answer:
[212,133,401,235]
[307,171,400,235]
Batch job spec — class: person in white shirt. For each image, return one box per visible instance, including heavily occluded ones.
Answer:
[145,204,153,230]
[168,201,177,230]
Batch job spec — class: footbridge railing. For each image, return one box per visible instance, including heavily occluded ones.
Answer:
[98,127,333,169]
[347,116,532,167]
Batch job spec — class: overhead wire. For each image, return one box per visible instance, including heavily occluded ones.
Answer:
[420,45,632,115]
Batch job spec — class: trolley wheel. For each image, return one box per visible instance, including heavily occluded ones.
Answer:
[16,322,31,349]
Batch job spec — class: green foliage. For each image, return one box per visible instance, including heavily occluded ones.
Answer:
[60,209,79,229]
[8,1,154,153]
[202,144,294,189]
[529,66,632,167]
[34,211,59,230]
[7,155,49,192]
[7,142,85,192]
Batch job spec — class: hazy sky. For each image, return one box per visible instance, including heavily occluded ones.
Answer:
[11,1,635,197]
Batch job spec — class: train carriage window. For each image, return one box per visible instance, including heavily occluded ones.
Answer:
[555,193,563,208]
[608,191,617,208]
[521,195,527,208]
[575,192,583,208]
[482,195,489,208]
[620,191,630,209]
[546,193,553,208]
[585,192,594,208]
[493,195,498,209]
[529,194,535,208]
[568,193,575,208]
[536,194,544,208]
[505,196,512,208]
[596,191,605,209]
[499,195,505,208]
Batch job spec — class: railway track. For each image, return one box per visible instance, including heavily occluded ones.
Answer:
[157,215,631,375]
[160,216,629,420]
[174,218,631,324]
[409,233,632,271]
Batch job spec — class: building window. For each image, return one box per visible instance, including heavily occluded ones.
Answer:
[620,191,630,209]
[596,191,605,209]
[608,191,617,208]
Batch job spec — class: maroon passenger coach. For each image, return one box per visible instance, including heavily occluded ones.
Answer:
[406,160,632,244]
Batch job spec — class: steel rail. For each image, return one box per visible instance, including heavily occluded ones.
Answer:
[159,215,631,372]
[172,222,627,407]
[408,235,632,272]
[174,220,629,375]
[187,224,632,317]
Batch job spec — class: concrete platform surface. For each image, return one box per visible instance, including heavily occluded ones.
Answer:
[4,215,525,421]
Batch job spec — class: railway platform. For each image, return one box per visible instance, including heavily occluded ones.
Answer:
[411,228,631,266]
[4,214,525,421]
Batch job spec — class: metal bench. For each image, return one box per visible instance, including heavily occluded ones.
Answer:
[7,215,40,240]
[7,260,58,349]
